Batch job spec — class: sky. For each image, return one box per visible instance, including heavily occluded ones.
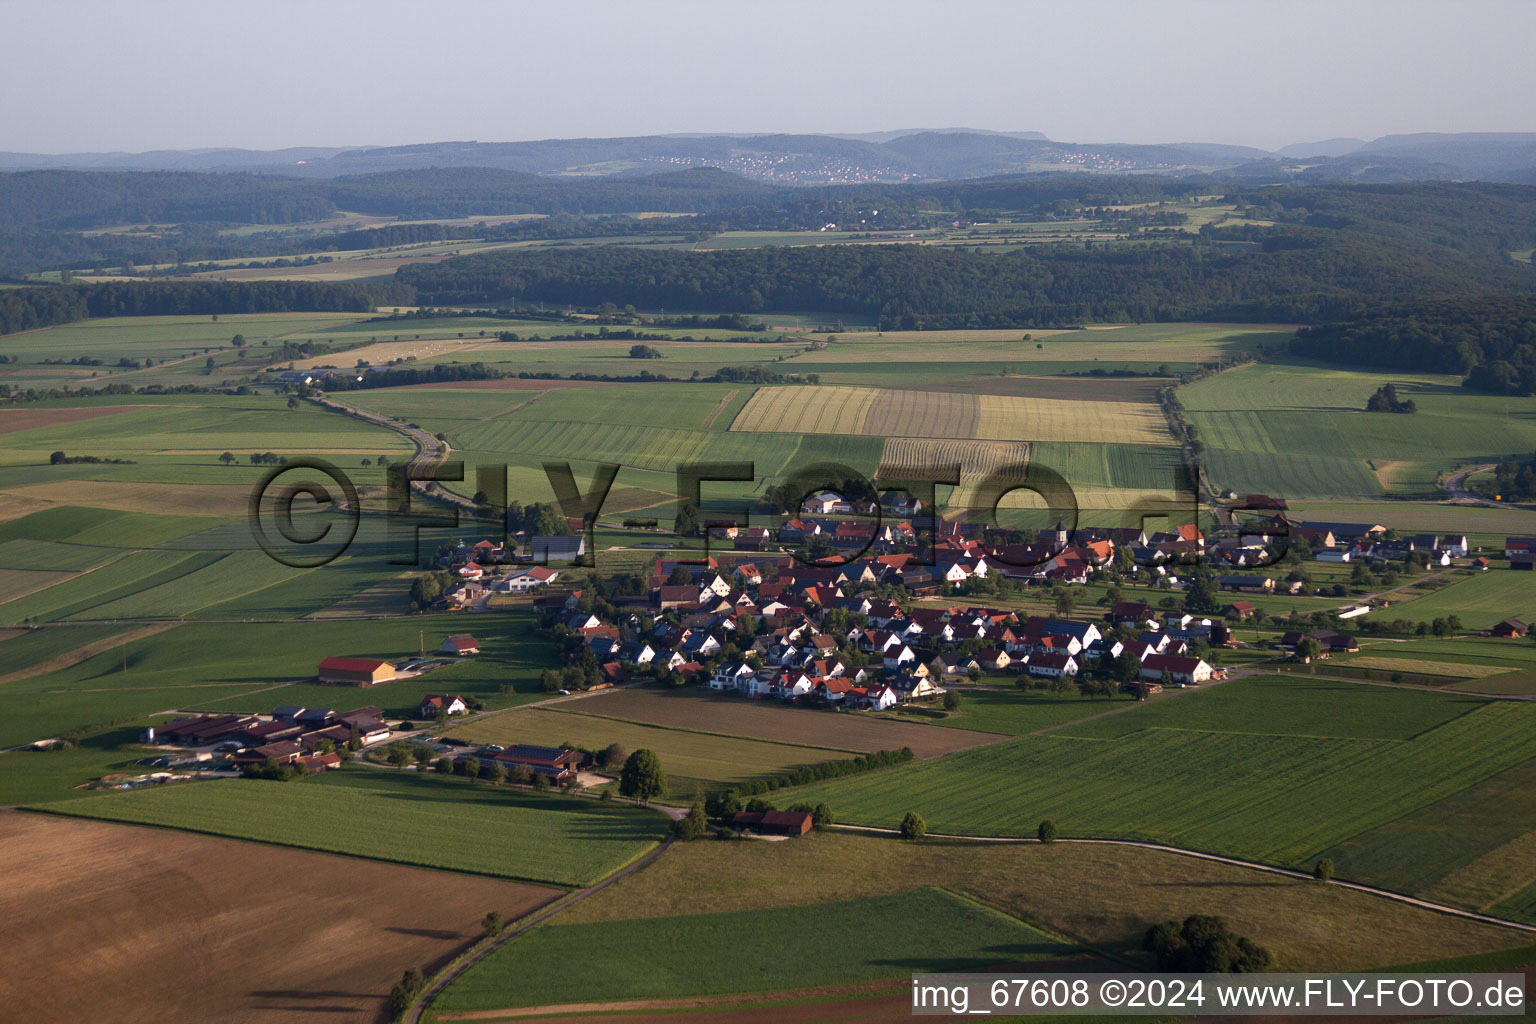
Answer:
[4,0,1534,154]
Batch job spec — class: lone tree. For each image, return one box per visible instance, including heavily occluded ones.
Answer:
[813,802,834,828]
[1313,858,1334,883]
[218,451,235,466]
[943,689,962,711]
[481,910,503,936]
[1038,819,1058,844]
[619,748,667,804]
[899,810,926,840]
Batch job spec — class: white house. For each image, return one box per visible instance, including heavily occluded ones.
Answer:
[710,661,756,691]
[1139,654,1213,685]
[883,644,918,669]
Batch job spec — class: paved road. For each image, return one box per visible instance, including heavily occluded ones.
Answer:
[1443,463,1502,506]
[404,838,676,1024]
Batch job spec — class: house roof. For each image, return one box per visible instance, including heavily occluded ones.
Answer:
[318,656,391,673]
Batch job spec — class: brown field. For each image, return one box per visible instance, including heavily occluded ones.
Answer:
[0,812,559,1024]
[861,389,978,439]
[0,480,253,518]
[556,831,1536,972]
[562,688,1003,759]
[0,405,155,435]
[0,567,77,604]
[919,375,1171,404]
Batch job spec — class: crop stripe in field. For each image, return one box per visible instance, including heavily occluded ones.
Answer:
[540,705,870,755]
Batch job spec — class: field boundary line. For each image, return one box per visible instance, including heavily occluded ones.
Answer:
[701,388,739,430]
[823,825,1536,935]
[407,838,677,1024]
[535,703,872,756]
[0,621,181,686]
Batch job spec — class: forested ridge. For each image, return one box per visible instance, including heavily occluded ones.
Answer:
[0,279,412,335]
[397,227,1536,327]
[1294,297,1536,394]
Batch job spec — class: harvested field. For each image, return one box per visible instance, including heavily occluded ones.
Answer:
[562,688,1004,759]
[881,437,1028,480]
[728,384,877,435]
[0,481,253,518]
[730,385,1171,444]
[919,375,1171,403]
[0,811,558,1024]
[862,389,978,439]
[975,393,1170,444]
[0,405,156,435]
[283,337,496,369]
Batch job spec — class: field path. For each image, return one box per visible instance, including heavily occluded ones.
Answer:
[701,388,739,430]
[406,838,677,1024]
[822,825,1536,935]
[0,621,180,686]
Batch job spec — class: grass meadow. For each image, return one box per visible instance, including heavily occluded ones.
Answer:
[33,769,669,886]
[782,680,1536,883]
[432,888,1073,1011]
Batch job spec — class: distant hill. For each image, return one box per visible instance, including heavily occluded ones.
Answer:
[0,130,1269,184]
[1276,138,1366,159]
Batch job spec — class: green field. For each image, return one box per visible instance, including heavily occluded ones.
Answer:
[783,683,1536,878]
[1180,363,1536,501]
[928,687,1130,735]
[1387,565,1535,629]
[32,769,668,886]
[447,707,856,799]
[0,614,560,750]
[432,887,1075,1012]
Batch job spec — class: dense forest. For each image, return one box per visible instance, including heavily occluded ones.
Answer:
[396,226,1536,327]
[0,279,412,335]
[1293,297,1536,394]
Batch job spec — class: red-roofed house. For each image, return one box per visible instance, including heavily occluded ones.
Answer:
[441,634,481,656]
[420,694,469,718]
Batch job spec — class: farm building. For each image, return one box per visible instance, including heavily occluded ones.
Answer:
[1216,575,1275,593]
[316,657,396,685]
[526,535,586,564]
[1493,619,1528,638]
[732,810,814,836]
[1139,654,1213,685]
[498,566,558,592]
[147,714,255,746]
[442,634,481,656]
[493,744,583,780]
[420,694,469,717]
[1223,601,1258,620]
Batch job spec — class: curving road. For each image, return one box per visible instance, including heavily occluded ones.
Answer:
[1443,463,1502,506]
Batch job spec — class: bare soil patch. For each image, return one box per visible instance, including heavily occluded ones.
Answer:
[0,812,559,1024]
[0,405,153,435]
[564,688,1003,759]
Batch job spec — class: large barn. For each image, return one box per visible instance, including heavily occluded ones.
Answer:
[316,657,396,686]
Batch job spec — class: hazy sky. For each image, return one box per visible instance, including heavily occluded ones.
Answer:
[4,0,1533,153]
